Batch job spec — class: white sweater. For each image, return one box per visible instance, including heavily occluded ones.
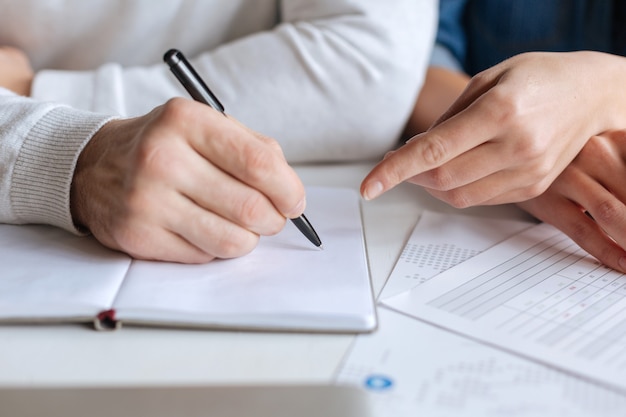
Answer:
[0,0,436,232]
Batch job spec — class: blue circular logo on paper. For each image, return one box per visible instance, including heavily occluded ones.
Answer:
[364,375,393,391]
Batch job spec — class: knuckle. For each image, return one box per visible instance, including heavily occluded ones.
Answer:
[419,133,449,166]
[134,138,173,180]
[445,189,473,209]
[214,229,259,259]
[591,199,621,224]
[259,134,282,153]
[241,148,274,182]
[160,97,192,121]
[156,97,218,129]
[486,88,520,120]
[425,166,455,190]
[268,140,284,156]
[234,192,268,229]
[513,135,546,162]
[567,220,592,244]
[265,216,287,236]
[484,91,550,162]
[485,88,527,130]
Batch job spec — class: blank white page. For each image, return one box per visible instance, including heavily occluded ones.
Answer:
[0,225,131,319]
[113,187,375,333]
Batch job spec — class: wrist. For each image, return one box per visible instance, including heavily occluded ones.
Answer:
[70,119,122,232]
[580,51,626,132]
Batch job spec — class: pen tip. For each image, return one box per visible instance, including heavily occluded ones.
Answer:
[318,244,324,251]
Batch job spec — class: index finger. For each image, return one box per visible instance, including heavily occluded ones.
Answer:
[193,109,306,218]
[360,97,500,200]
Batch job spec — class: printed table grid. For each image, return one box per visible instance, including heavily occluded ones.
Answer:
[427,233,626,366]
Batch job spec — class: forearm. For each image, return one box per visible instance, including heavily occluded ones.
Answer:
[0,46,33,96]
[403,65,470,138]
[593,52,626,133]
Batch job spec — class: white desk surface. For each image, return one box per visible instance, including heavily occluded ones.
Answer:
[0,161,532,387]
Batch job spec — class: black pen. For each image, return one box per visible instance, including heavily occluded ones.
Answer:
[164,49,323,249]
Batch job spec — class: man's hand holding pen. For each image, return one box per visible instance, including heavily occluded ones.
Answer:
[70,98,307,263]
[164,49,322,248]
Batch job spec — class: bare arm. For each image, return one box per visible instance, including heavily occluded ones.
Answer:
[0,46,32,96]
[402,66,470,139]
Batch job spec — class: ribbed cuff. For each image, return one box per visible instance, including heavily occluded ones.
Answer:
[10,106,115,234]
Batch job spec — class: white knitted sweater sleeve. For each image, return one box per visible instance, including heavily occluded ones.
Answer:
[0,89,114,232]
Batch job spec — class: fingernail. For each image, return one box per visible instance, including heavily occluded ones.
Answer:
[363,181,384,201]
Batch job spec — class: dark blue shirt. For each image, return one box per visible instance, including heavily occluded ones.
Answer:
[432,0,626,75]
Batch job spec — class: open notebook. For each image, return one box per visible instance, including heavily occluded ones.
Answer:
[0,187,376,333]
